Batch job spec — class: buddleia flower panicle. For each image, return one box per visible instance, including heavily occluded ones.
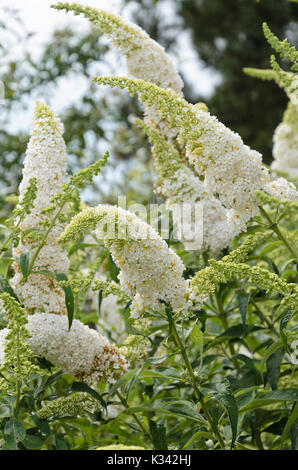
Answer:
[12,177,38,220]
[0,293,39,384]
[93,76,199,145]
[264,177,298,202]
[51,150,109,207]
[256,189,298,215]
[60,204,190,317]
[91,279,130,305]
[244,72,298,179]
[10,102,70,315]
[189,232,271,302]
[55,6,269,254]
[271,103,298,178]
[26,313,128,384]
[52,2,183,94]
[38,392,99,419]
[263,22,298,69]
[57,7,296,258]
[94,76,269,233]
[263,22,298,104]
[190,259,296,305]
[136,119,237,255]
[120,317,151,365]
[53,1,185,142]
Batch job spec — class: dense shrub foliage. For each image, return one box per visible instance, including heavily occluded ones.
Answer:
[0,2,297,451]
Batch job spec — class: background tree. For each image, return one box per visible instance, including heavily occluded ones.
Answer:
[0,7,151,207]
[127,0,298,162]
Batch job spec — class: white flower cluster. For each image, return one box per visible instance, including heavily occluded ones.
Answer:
[272,102,298,178]
[264,177,298,201]
[57,5,242,254]
[92,205,190,316]
[0,103,128,385]
[10,102,69,315]
[160,168,235,254]
[55,3,183,94]
[58,5,298,255]
[0,314,127,383]
[188,109,270,232]
[0,328,6,365]
[87,270,126,343]
[26,313,127,383]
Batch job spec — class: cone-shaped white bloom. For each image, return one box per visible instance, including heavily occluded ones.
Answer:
[187,108,270,229]
[54,2,183,93]
[160,167,236,255]
[10,102,70,315]
[55,4,239,254]
[0,314,128,383]
[272,102,298,178]
[54,2,183,139]
[0,329,6,365]
[265,177,298,201]
[60,205,190,316]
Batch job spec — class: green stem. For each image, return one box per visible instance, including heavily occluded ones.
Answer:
[259,206,297,259]
[255,429,264,450]
[13,330,21,418]
[171,318,225,449]
[251,299,279,337]
[215,291,240,370]
[0,218,23,260]
[115,391,151,441]
[27,203,65,277]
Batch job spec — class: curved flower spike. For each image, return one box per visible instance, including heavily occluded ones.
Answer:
[94,76,269,230]
[59,205,190,317]
[22,313,127,383]
[10,102,70,315]
[52,2,183,93]
[272,103,298,178]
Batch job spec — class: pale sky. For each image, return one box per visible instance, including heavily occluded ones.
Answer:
[0,0,220,197]
[1,0,220,110]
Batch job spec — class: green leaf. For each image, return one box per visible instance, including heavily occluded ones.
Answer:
[56,273,74,330]
[4,418,26,450]
[149,420,168,450]
[240,389,298,413]
[280,402,298,447]
[0,274,19,302]
[55,434,69,450]
[34,370,63,397]
[190,324,204,371]
[280,310,293,353]
[108,253,119,282]
[98,289,103,315]
[259,241,283,256]
[32,415,51,437]
[213,393,238,448]
[126,362,147,401]
[0,404,11,418]
[238,293,249,327]
[130,402,206,424]
[260,340,282,381]
[71,381,107,410]
[234,354,262,385]
[266,347,283,390]
[22,434,46,449]
[20,251,30,280]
